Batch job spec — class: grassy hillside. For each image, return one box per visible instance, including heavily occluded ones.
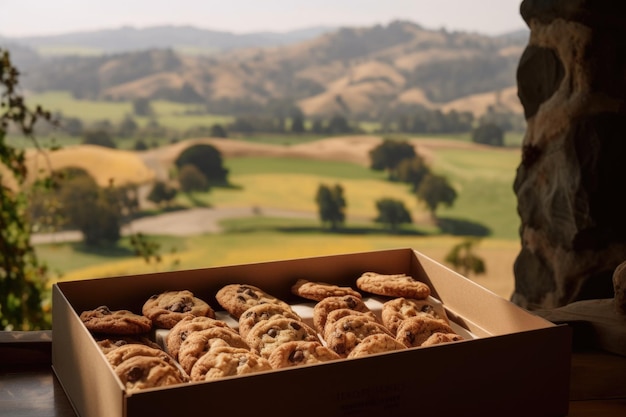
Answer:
[34,137,522,300]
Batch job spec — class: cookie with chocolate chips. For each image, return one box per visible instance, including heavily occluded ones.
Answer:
[291,279,362,302]
[165,316,236,360]
[346,333,407,358]
[189,346,272,381]
[421,332,464,347]
[96,335,162,354]
[267,340,341,369]
[312,295,372,335]
[142,290,215,329]
[215,284,291,319]
[356,272,431,300]
[177,327,250,374]
[114,355,188,392]
[245,317,319,358]
[381,297,449,335]
[79,305,152,335]
[322,309,380,341]
[238,302,302,339]
[324,315,393,357]
[395,316,456,348]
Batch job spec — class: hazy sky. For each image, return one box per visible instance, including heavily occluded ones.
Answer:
[0,0,526,38]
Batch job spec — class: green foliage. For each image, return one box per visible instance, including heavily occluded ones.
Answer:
[147,181,178,207]
[83,129,116,148]
[210,123,228,138]
[374,198,412,231]
[315,183,347,230]
[444,238,486,277]
[395,155,430,190]
[417,173,458,216]
[178,164,210,193]
[133,97,154,117]
[175,143,229,186]
[369,138,417,177]
[472,123,504,147]
[0,49,54,330]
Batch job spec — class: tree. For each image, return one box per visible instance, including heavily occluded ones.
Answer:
[315,183,346,230]
[210,123,228,138]
[133,97,154,116]
[55,169,125,246]
[178,164,210,193]
[416,173,457,217]
[369,138,417,179]
[1,49,54,330]
[395,155,430,191]
[290,112,306,133]
[374,198,412,232]
[327,114,352,134]
[472,122,504,147]
[118,115,139,138]
[147,181,178,207]
[175,144,229,186]
[444,238,487,277]
[83,129,116,148]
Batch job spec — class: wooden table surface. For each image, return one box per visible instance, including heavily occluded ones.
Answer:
[1,331,625,417]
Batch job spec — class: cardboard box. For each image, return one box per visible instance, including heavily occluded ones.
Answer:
[52,248,572,417]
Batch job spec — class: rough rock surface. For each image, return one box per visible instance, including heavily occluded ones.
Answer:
[513,0,626,309]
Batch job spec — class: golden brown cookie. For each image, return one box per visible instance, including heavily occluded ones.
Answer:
[238,303,302,339]
[79,305,152,335]
[165,315,236,360]
[215,284,291,319]
[142,290,215,329]
[381,297,449,335]
[96,335,161,354]
[177,327,250,374]
[267,341,341,369]
[189,346,272,381]
[395,316,456,348]
[114,355,188,392]
[347,333,407,358]
[322,309,380,341]
[245,317,319,358]
[312,295,371,335]
[421,332,464,347]
[291,279,361,302]
[105,344,179,370]
[356,272,431,299]
[325,315,393,357]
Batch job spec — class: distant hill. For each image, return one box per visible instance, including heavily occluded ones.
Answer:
[3,21,529,120]
[2,25,337,56]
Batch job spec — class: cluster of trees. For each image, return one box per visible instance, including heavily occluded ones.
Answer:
[314,138,458,232]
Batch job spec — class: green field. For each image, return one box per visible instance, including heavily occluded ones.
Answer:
[33,139,522,300]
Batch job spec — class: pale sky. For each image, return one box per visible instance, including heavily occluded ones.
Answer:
[0,0,526,38]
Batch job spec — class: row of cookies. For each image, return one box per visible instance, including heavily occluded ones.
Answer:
[78,272,464,391]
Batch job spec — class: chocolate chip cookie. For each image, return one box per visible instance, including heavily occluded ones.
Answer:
[142,290,216,329]
[312,295,371,335]
[395,316,456,348]
[80,305,152,335]
[322,309,380,341]
[325,315,393,357]
[215,284,291,319]
[96,335,162,354]
[189,346,272,381]
[356,272,431,299]
[238,303,302,339]
[381,297,449,335]
[114,355,188,392]
[245,317,319,358]
[177,327,250,374]
[347,333,407,358]
[165,315,236,360]
[291,279,362,302]
[267,340,341,369]
[421,332,464,347]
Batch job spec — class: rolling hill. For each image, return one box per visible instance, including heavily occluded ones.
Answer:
[4,20,528,120]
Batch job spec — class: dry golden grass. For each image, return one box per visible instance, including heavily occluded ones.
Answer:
[26,144,155,186]
[440,86,523,117]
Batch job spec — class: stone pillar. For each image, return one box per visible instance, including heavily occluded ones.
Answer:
[513,0,626,309]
